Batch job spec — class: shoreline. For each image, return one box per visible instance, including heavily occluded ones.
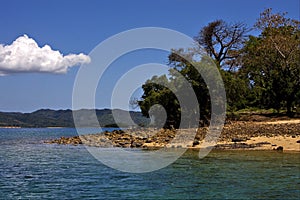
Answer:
[45,119,300,152]
[0,126,21,129]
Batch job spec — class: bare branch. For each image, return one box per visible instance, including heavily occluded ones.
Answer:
[195,20,249,68]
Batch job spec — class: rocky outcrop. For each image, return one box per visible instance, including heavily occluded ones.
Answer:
[46,136,82,145]
[45,121,300,149]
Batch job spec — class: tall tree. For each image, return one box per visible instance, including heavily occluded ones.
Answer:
[241,8,300,115]
[138,48,226,128]
[168,49,211,125]
[195,20,250,111]
[139,20,250,128]
[195,19,248,69]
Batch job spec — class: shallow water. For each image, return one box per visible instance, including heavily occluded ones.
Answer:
[0,128,299,199]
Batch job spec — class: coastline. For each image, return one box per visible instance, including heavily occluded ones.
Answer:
[0,126,21,129]
[46,119,300,152]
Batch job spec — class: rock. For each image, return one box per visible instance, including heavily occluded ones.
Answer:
[231,138,247,143]
[145,139,152,143]
[256,142,271,146]
[131,141,143,148]
[193,140,200,146]
[46,121,300,149]
[276,146,284,151]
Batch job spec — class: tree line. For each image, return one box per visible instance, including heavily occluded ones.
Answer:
[138,8,300,128]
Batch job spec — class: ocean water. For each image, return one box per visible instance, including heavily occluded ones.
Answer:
[0,128,299,199]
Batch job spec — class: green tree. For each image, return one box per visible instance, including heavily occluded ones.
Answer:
[168,49,211,126]
[138,49,225,128]
[221,70,250,110]
[195,20,250,111]
[139,20,250,128]
[241,8,300,115]
[138,75,181,128]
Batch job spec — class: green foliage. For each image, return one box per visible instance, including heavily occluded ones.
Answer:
[138,75,182,128]
[221,70,250,111]
[139,50,225,128]
[138,8,299,128]
[241,8,300,115]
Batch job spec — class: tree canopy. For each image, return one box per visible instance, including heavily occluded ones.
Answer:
[138,8,300,128]
[241,8,300,115]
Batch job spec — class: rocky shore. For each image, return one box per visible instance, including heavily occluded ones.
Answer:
[45,120,300,151]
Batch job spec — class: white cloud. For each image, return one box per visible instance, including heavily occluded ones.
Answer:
[0,35,91,75]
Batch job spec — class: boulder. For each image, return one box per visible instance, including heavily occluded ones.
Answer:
[276,146,284,151]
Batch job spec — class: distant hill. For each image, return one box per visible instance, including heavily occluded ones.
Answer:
[0,109,150,128]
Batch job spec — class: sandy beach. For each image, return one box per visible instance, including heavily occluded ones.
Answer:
[215,135,300,151]
[212,119,300,151]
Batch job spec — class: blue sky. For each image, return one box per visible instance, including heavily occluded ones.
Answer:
[0,0,299,112]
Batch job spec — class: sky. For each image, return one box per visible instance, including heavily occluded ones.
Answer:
[0,0,299,112]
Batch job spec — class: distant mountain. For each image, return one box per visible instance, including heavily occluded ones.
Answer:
[0,109,150,128]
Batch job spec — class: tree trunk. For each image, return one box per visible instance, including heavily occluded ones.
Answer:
[286,99,293,117]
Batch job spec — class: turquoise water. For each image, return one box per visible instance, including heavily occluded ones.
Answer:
[0,128,299,199]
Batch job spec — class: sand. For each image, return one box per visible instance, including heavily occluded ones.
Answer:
[215,135,300,151]
[213,119,300,151]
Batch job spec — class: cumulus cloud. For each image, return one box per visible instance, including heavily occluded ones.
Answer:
[0,35,91,75]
